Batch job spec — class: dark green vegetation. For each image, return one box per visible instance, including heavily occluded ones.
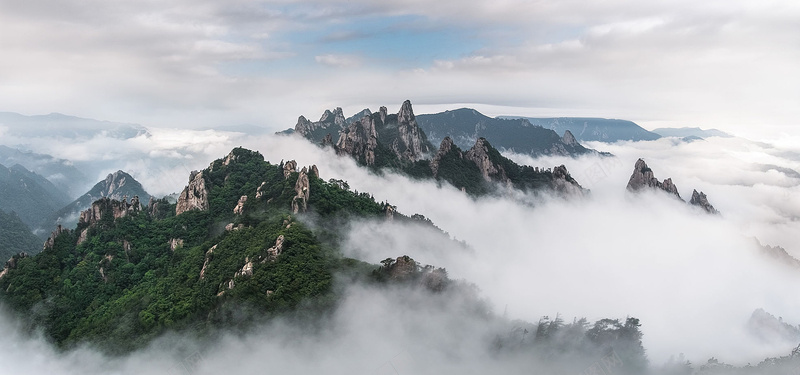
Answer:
[0,163,71,231]
[417,108,593,156]
[0,210,42,260]
[495,316,648,375]
[433,138,583,196]
[0,148,408,353]
[498,116,662,143]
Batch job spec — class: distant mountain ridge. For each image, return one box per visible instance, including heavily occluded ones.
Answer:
[0,112,148,140]
[416,108,595,157]
[499,116,661,143]
[0,210,42,260]
[0,163,71,231]
[0,145,89,199]
[651,127,732,139]
[287,101,586,197]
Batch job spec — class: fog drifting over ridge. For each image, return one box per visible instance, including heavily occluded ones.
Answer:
[2,130,800,371]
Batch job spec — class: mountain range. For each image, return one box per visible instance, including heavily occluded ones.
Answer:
[415,108,596,156]
[498,116,662,142]
[651,127,733,139]
[0,112,148,140]
[0,163,72,231]
[289,100,586,197]
[45,170,152,234]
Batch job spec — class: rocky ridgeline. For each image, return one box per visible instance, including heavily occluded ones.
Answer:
[626,158,718,214]
[335,114,379,165]
[430,136,584,196]
[295,100,431,165]
[77,196,144,245]
[626,158,681,198]
[175,170,209,215]
[175,151,320,218]
[689,189,719,214]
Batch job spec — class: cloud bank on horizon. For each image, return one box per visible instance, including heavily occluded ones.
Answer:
[0,0,798,138]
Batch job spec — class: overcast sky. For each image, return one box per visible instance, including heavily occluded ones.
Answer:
[1,0,798,138]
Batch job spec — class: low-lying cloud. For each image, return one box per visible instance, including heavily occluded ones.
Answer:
[2,132,800,371]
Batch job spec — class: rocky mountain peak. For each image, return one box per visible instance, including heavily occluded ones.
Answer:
[561,130,578,146]
[379,106,388,124]
[335,116,379,165]
[320,107,346,127]
[176,170,209,215]
[626,158,681,198]
[102,170,131,197]
[398,100,415,123]
[465,138,506,182]
[689,189,719,214]
[393,100,430,162]
[551,165,585,196]
[294,115,314,137]
[430,137,458,177]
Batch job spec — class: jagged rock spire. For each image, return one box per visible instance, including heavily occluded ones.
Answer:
[626,158,681,198]
[690,189,719,214]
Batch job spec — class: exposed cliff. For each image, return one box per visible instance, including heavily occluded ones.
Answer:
[626,159,721,214]
[390,100,430,161]
[689,189,719,214]
[464,137,508,183]
[176,171,209,215]
[626,159,681,198]
[335,116,379,166]
[44,170,150,236]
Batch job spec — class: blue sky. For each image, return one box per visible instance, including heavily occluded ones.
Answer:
[0,0,798,139]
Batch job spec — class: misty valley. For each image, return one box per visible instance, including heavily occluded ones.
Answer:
[1,102,800,375]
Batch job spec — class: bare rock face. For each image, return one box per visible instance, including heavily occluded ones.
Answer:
[392,100,430,162]
[78,196,142,230]
[335,116,379,165]
[465,138,507,182]
[430,137,459,177]
[255,182,267,199]
[626,158,681,198]
[176,171,209,215]
[320,107,346,128]
[102,171,130,196]
[321,133,333,147]
[292,167,310,213]
[264,235,284,261]
[551,165,586,196]
[221,150,238,166]
[233,195,247,215]
[310,165,320,179]
[283,160,297,178]
[147,197,164,218]
[294,115,314,137]
[199,245,216,280]
[561,130,578,146]
[235,257,254,278]
[379,106,387,124]
[169,238,184,251]
[295,108,346,141]
[690,189,719,214]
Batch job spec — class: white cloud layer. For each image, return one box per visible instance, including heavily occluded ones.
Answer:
[2,132,800,371]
